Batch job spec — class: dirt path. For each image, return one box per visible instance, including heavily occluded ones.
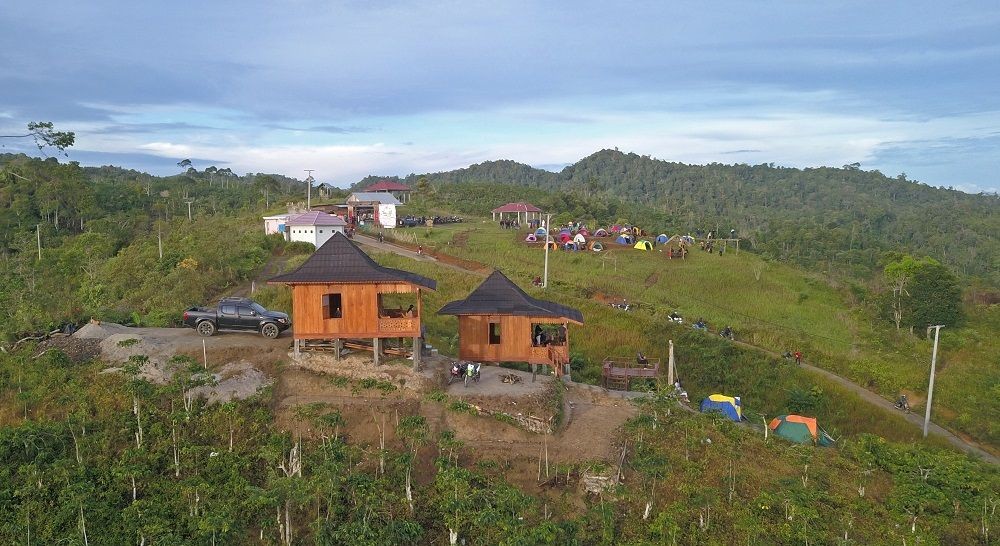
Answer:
[230,253,291,297]
[361,235,999,464]
[354,234,488,277]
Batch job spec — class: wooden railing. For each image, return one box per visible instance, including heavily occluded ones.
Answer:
[530,344,568,364]
[378,317,417,333]
[601,357,660,390]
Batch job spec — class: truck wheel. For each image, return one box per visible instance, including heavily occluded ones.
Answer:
[261,323,280,339]
[196,321,216,337]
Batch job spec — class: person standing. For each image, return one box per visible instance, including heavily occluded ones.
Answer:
[794,351,802,365]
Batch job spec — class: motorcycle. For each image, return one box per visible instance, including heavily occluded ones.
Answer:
[609,301,632,311]
[693,321,708,331]
[894,395,910,413]
[668,313,684,324]
[448,361,481,387]
[464,362,481,387]
[720,327,735,340]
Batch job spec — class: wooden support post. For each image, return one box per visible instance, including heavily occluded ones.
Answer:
[373,338,381,366]
[334,339,342,361]
[412,336,421,371]
[531,363,537,382]
[294,339,300,357]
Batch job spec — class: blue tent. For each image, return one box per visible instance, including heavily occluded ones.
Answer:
[656,234,669,244]
[700,394,742,421]
[535,228,548,236]
[615,234,634,245]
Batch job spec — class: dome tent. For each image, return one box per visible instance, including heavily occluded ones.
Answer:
[594,228,609,237]
[590,241,604,252]
[535,227,547,237]
[634,240,653,251]
[656,234,669,244]
[615,234,634,245]
[573,233,586,244]
[700,395,742,422]
[769,415,835,446]
[524,234,538,242]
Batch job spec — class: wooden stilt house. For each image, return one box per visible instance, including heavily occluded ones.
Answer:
[269,232,436,366]
[438,270,583,376]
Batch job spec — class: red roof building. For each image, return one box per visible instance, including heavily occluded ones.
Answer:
[364,180,412,203]
[491,202,543,222]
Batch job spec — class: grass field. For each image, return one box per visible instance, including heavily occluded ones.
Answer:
[373,218,998,450]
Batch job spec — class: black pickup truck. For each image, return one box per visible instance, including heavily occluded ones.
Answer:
[182,297,291,338]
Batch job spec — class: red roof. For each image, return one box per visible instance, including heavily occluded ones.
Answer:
[492,202,542,213]
[364,180,411,192]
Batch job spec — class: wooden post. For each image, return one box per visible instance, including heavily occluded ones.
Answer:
[294,339,300,357]
[36,224,41,260]
[667,340,675,386]
[412,336,421,370]
[202,339,208,369]
[531,363,537,382]
[334,339,342,362]
[373,338,381,366]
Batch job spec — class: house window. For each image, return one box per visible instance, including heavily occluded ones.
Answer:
[488,322,501,345]
[319,229,324,233]
[322,293,343,319]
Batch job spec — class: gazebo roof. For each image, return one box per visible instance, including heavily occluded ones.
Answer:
[492,202,542,213]
[269,232,436,289]
[438,270,583,323]
[365,180,411,192]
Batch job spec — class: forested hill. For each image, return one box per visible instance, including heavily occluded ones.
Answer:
[363,150,1000,285]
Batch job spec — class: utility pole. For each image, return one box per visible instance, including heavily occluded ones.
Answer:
[184,200,193,221]
[542,213,551,288]
[304,170,315,210]
[923,325,944,438]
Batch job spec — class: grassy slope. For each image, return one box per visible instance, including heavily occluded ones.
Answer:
[376,218,998,449]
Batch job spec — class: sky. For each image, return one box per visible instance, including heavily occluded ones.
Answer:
[1,1,998,193]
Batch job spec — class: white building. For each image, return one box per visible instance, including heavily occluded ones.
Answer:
[285,211,347,249]
[346,192,401,229]
[262,214,289,235]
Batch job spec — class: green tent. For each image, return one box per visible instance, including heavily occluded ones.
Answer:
[769,415,835,446]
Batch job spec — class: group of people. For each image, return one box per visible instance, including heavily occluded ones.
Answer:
[499,218,521,230]
[533,324,567,347]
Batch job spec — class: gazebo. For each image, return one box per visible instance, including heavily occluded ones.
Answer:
[364,180,412,204]
[438,270,583,377]
[491,202,543,224]
[269,232,436,367]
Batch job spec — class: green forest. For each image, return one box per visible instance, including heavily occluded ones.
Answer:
[1,152,998,544]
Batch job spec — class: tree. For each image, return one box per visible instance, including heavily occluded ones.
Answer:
[0,121,75,155]
[176,159,193,171]
[883,255,963,331]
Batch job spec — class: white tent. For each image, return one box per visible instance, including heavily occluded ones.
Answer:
[573,232,586,244]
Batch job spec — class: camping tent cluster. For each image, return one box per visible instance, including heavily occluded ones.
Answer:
[700,394,835,447]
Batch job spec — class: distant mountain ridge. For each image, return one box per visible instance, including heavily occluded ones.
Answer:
[359,149,999,285]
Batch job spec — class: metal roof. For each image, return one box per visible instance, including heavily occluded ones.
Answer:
[438,270,583,323]
[285,211,347,226]
[268,232,436,289]
[364,180,411,192]
[347,192,401,205]
[491,202,542,213]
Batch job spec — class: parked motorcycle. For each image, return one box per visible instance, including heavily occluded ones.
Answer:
[894,395,911,413]
[720,326,735,340]
[609,300,632,311]
[448,361,481,386]
[668,312,683,324]
[464,362,481,387]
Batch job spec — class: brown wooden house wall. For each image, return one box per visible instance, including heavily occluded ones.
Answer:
[456,315,567,364]
[290,282,422,340]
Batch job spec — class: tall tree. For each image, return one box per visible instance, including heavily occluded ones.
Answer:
[0,121,75,155]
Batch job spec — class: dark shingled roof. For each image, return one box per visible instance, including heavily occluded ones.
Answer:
[268,232,436,289]
[438,270,583,323]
